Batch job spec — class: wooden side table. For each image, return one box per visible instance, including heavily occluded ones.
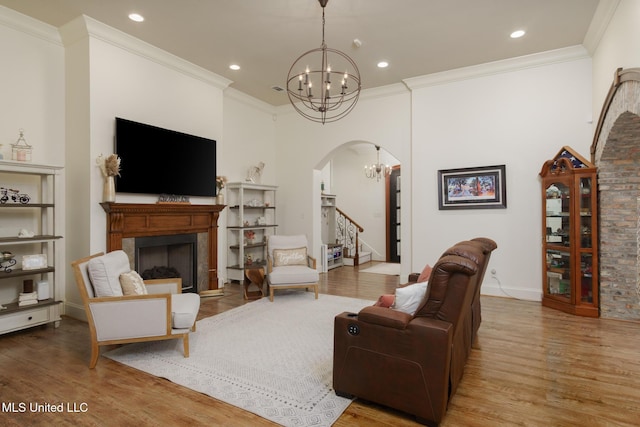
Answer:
[244,267,264,300]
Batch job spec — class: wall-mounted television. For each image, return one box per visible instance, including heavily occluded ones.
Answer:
[114,117,216,197]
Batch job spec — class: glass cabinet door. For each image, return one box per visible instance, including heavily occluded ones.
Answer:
[545,182,571,300]
[579,177,594,304]
[580,253,594,303]
[545,182,570,246]
[579,177,593,249]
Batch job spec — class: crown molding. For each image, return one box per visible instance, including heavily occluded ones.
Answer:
[583,0,620,55]
[360,83,409,101]
[404,45,589,91]
[0,5,61,45]
[59,15,232,90]
[224,87,276,115]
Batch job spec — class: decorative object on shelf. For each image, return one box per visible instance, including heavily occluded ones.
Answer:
[247,198,264,207]
[22,253,47,270]
[0,251,16,273]
[245,254,253,265]
[103,176,116,202]
[286,0,361,124]
[437,165,507,210]
[23,279,34,293]
[246,162,264,184]
[11,129,32,162]
[96,153,121,203]
[158,194,190,204]
[0,187,30,204]
[216,175,227,204]
[18,291,38,307]
[17,228,35,238]
[36,280,49,300]
[244,230,256,245]
[364,145,391,182]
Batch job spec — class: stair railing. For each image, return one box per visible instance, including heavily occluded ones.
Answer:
[336,207,364,266]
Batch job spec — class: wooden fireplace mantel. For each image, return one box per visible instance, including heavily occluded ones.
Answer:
[101,202,225,290]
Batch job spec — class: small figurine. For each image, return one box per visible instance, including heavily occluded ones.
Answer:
[246,161,265,184]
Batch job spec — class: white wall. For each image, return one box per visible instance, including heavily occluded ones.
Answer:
[274,84,412,277]
[0,7,65,165]
[591,0,640,118]
[221,89,277,282]
[408,49,593,300]
[0,7,66,305]
[331,145,399,260]
[60,16,233,318]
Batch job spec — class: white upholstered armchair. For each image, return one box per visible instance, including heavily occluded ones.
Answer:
[266,234,319,301]
[71,251,200,368]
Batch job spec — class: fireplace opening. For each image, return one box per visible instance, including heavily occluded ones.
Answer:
[135,234,197,293]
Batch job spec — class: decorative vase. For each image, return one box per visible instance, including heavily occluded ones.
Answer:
[216,193,224,205]
[103,176,115,202]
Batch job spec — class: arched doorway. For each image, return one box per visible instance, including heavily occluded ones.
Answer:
[314,142,401,266]
[591,68,640,320]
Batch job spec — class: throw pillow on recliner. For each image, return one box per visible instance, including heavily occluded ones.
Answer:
[417,263,433,283]
[374,294,396,307]
[393,281,429,315]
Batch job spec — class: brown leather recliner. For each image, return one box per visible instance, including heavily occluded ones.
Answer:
[415,237,497,351]
[333,254,479,426]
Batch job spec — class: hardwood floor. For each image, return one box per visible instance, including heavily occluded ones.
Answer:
[1,263,639,426]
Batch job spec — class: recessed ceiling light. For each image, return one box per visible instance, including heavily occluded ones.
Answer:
[128,13,144,22]
[377,61,389,68]
[229,64,241,71]
[510,30,525,39]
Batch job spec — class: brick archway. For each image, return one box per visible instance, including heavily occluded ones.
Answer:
[591,68,640,320]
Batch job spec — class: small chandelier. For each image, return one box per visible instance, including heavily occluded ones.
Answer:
[364,145,391,182]
[286,0,361,124]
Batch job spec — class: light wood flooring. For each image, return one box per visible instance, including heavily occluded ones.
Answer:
[1,263,639,426]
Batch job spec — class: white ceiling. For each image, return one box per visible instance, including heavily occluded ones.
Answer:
[0,0,603,106]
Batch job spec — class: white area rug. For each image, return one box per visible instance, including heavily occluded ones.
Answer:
[104,292,373,427]
[359,262,401,275]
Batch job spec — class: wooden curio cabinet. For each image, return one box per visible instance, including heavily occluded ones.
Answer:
[539,146,598,317]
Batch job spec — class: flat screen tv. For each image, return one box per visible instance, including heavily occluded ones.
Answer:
[114,117,216,197]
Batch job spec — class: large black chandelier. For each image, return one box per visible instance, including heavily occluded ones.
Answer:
[286,0,361,124]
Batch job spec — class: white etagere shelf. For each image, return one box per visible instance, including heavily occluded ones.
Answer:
[226,182,277,282]
[0,161,63,334]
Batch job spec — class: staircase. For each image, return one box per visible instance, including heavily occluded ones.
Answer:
[342,250,371,266]
[336,207,370,267]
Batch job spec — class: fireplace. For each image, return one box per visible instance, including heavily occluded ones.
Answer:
[101,202,224,292]
[135,234,197,293]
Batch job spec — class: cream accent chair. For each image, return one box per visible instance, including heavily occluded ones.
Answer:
[71,251,200,368]
[266,235,319,301]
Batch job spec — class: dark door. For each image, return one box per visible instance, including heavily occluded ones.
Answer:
[387,166,401,262]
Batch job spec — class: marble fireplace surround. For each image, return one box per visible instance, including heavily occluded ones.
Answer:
[101,202,224,292]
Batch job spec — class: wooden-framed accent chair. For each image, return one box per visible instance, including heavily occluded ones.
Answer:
[266,234,319,301]
[71,250,200,368]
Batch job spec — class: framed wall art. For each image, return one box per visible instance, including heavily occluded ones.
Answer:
[438,165,507,210]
